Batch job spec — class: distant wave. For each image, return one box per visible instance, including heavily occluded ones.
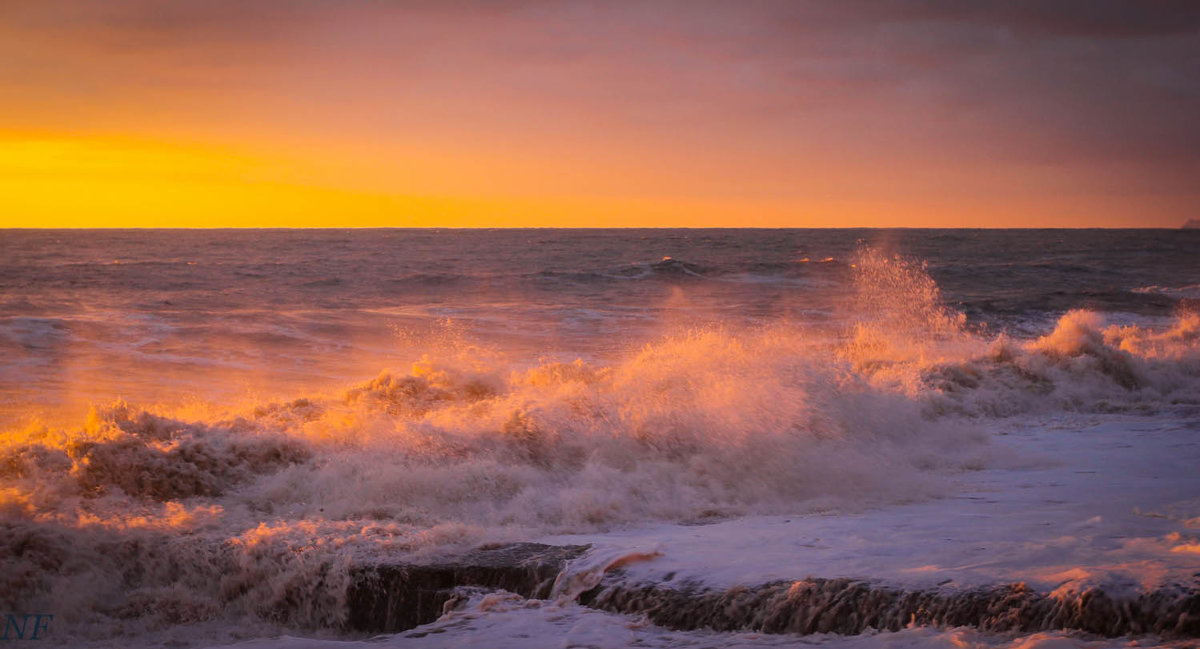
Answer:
[0,316,71,351]
[1132,283,1200,299]
[532,257,837,287]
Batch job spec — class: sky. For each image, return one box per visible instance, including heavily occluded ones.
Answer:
[1,0,1198,228]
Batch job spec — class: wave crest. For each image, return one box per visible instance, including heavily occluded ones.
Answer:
[3,247,1199,638]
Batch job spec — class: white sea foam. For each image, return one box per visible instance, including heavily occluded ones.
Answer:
[3,247,1199,643]
[0,324,989,636]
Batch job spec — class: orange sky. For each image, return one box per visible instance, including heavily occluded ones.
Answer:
[1,1,1198,228]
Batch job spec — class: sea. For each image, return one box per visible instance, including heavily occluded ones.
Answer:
[1,229,1198,648]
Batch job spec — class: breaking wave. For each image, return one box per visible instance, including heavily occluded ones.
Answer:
[2,247,1199,640]
[841,248,1200,416]
[0,328,986,634]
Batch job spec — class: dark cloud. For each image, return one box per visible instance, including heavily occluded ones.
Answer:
[775,0,1200,39]
[898,0,1200,38]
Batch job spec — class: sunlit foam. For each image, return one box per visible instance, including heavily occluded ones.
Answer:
[3,247,1199,636]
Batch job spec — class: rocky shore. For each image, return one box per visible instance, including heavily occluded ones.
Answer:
[345,543,1200,638]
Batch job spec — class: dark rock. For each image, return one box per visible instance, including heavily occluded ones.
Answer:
[345,543,1200,638]
[580,577,1200,638]
[346,543,588,632]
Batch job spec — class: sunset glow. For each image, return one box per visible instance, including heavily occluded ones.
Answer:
[4,5,1200,646]
[3,1,1197,227]
[6,4,1200,647]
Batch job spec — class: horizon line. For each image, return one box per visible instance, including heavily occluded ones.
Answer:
[2,225,1194,231]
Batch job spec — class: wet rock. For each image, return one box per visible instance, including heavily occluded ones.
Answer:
[346,543,1200,638]
[346,543,588,632]
[581,577,1200,638]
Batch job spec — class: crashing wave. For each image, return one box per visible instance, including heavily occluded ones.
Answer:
[3,247,1199,639]
[840,249,1200,416]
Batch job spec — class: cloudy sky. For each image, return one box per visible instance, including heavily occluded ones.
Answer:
[2,0,1197,227]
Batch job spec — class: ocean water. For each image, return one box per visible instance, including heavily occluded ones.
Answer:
[1,228,1198,646]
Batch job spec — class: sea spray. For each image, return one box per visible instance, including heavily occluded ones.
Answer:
[1,326,987,637]
[841,248,1200,415]
[2,245,1198,642]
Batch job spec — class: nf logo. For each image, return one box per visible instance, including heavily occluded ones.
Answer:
[2,614,52,640]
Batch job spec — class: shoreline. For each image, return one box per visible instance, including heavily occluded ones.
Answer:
[345,544,1200,638]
